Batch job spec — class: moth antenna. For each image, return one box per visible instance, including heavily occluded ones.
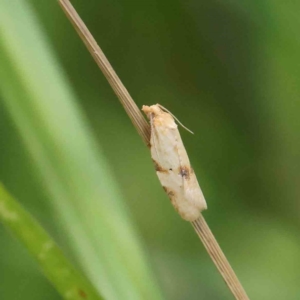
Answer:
[157,104,194,134]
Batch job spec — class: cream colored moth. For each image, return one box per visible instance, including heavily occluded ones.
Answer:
[142,104,207,221]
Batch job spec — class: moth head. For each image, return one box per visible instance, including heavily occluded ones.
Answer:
[142,104,194,134]
[142,104,162,120]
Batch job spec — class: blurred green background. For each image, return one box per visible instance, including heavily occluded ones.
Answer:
[1,0,300,299]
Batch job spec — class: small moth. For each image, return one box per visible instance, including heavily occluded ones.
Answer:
[142,104,207,221]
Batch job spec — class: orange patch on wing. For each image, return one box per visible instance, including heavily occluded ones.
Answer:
[162,186,175,197]
[153,159,168,173]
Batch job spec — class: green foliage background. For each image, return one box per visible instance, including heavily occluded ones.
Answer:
[1,0,300,299]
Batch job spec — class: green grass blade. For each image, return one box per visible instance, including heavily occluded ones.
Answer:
[0,1,163,299]
[0,183,103,300]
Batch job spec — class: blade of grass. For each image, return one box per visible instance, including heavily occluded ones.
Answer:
[0,183,103,300]
[0,1,164,299]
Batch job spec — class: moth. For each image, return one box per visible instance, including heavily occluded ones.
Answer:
[142,104,207,221]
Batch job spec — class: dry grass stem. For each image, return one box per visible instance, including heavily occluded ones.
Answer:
[58,1,250,299]
[59,0,150,146]
[192,216,249,299]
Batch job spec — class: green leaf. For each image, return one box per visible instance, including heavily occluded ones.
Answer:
[0,1,163,299]
[0,183,103,300]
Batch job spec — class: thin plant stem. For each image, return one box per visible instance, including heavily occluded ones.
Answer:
[192,216,249,299]
[58,0,150,147]
[58,1,250,299]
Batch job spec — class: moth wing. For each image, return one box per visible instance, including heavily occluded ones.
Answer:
[173,130,207,212]
[183,173,207,211]
[150,125,184,209]
[151,125,181,174]
[150,117,207,221]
